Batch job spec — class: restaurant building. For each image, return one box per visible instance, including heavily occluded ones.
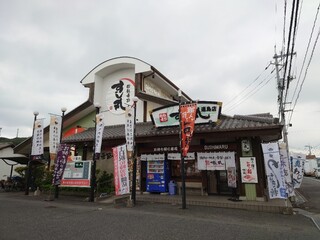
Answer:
[14,56,283,201]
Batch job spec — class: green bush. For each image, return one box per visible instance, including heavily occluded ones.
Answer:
[97,170,114,194]
[16,163,114,196]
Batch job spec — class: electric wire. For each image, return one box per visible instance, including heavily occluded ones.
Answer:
[224,69,276,113]
[289,2,320,109]
[286,0,300,90]
[282,0,297,105]
[223,62,271,108]
[282,0,288,55]
[283,0,300,107]
[288,20,320,124]
[285,0,299,91]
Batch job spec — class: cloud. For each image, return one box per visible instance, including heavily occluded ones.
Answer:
[0,0,319,156]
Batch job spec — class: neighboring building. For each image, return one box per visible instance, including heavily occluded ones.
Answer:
[13,56,283,201]
[304,155,318,176]
[0,140,28,179]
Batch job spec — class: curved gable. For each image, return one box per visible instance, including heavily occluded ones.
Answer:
[81,56,152,86]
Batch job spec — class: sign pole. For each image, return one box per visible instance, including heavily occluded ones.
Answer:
[178,90,187,209]
[131,97,139,205]
[25,111,39,195]
[89,103,101,202]
[54,107,67,199]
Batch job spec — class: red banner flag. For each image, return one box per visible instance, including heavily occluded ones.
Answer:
[180,103,197,157]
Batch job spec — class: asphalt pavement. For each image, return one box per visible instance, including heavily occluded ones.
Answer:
[292,178,320,231]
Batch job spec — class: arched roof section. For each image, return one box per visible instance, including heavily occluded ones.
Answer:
[80,56,152,86]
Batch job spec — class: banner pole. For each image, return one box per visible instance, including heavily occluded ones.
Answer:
[25,111,39,195]
[54,107,67,199]
[178,89,187,209]
[89,103,101,202]
[131,97,138,205]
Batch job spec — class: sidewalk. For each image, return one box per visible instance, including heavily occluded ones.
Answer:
[138,193,292,214]
[99,192,292,214]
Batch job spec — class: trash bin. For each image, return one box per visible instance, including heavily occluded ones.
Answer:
[168,180,177,195]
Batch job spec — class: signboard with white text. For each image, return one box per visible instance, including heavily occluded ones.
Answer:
[150,101,222,127]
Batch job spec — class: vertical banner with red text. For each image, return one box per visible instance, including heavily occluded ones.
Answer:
[31,119,44,160]
[112,144,130,196]
[180,103,197,157]
[240,157,258,183]
[95,113,104,159]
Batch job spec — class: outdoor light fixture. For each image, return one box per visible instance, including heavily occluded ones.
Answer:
[61,107,67,113]
[94,102,101,109]
[132,96,139,103]
[178,89,182,98]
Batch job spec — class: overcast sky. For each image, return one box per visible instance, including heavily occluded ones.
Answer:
[0,0,319,156]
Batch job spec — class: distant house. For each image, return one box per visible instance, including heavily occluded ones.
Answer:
[13,56,283,201]
[0,139,28,179]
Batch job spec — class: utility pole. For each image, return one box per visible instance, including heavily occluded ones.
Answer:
[305,145,312,155]
[273,51,295,150]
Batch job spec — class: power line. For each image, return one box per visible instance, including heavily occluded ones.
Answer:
[286,0,300,91]
[289,2,320,112]
[283,0,300,106]
[224,70,276,113]
[282,0,288,54]
[282,0,296,87]
[223,62,272,108]
[288,21,320,124]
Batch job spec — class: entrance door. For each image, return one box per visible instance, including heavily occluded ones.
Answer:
[217,170,232,195]
[207,171,217,194]
[207,170,232,195]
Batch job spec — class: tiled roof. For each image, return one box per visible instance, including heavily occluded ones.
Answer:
[63,113,282,143]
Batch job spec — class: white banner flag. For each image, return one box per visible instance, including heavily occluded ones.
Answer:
[113,144,130,196]
[31,119,44,157]
[49,115,62,154]
[291,152,305,189]
[224,152,236,169]
[227,167,237,188]
[167,152,195,160]
[125,107,134,152]
[197,152,214,170]
[261,142,287,199]
[197,152,235,170]
[279,143,295,197]
[95,113,104,155]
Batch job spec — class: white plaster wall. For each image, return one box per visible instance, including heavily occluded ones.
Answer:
[146,102,163,121]
[94,68,146,126]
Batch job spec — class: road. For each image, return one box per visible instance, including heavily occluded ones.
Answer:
[0,192,319,240]
[295,176,320,213]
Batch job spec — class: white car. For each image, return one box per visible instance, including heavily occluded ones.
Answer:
[315,168,320,179]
